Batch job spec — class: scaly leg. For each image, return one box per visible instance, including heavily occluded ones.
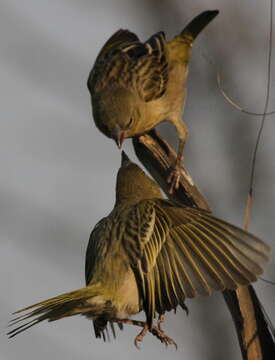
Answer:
[113,319,148,349]
[167,138,185,194]
[157,314,165,331]
[135,323,149,348]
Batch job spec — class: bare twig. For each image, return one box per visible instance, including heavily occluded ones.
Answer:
[236,4,274,358]
[244,0,274,229]
[216,70,275,117]
[202,53,275,117]
[132,130,210,211]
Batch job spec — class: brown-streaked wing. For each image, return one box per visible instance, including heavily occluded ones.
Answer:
[124,199,270,327]
[88,30,169,102]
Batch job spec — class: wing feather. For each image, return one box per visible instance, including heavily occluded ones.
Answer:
[188,222,260,281]
[88,30,169,102]
[123,199,270,326]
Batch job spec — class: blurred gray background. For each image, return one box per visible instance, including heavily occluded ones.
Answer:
[1,1,275,359]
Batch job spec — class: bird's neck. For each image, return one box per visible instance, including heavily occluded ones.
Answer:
[115,196,141,207]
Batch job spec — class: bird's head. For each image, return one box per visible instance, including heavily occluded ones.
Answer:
[115,152,163,205]
[92,88,140,149]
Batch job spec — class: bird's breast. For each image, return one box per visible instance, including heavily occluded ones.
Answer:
[112,268,140,319]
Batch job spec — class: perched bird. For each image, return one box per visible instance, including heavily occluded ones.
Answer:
[8,152,270,347]
[87,10,219,192]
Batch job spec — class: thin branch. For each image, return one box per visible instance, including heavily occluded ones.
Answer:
[217,70,275,117]
[247,0,273,199]
[260,277,275,285]
[132,130,210,211]
[202,53,275,117]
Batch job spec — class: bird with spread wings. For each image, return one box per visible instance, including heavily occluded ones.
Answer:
[8,153,270,347]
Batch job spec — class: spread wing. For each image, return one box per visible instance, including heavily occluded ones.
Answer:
[87,29,168,102]
[123,199,270,326]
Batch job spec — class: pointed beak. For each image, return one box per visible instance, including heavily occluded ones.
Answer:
[113,128,125,149]
[121,151,131,167]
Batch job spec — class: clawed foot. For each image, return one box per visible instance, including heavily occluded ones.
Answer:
[135,323,177,349]
[114,317,177,349]
[134,324,149,349]
[167,166,181,194]
[151,326,178,349]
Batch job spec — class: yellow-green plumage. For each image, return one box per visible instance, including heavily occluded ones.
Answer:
[87,11,219,191]
[8,152,270,344]
[88,11,219,142]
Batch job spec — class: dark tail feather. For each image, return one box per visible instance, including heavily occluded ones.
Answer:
[8,319,42,338]
[7,286,101,338]
[117,322,123,331]
[181,10,219,40]
[93,319,123,341]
